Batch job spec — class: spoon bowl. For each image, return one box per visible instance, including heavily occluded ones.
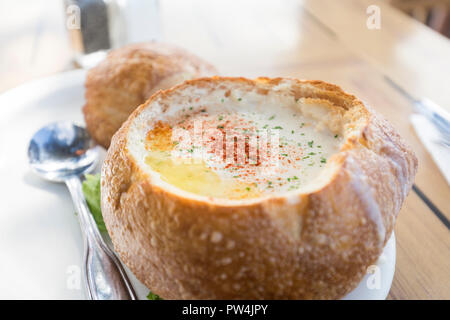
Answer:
[28,122,99,182]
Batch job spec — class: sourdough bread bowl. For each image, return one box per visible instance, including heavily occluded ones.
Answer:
[101,77,417,299]
[83,42,217,148]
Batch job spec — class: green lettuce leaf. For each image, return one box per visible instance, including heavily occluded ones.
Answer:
[147,291,163,300]
[82,173,107,232]
[82,174,163,300]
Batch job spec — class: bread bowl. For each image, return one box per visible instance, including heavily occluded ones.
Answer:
[101,77,417,299]
[82,42,217,148]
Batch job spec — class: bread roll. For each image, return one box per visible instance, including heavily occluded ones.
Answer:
[101,77,417,299]
[83,42,217,148]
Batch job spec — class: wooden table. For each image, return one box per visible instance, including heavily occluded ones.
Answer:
[1,0,449,299]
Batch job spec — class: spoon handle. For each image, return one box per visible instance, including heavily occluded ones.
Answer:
[65,176,137,300]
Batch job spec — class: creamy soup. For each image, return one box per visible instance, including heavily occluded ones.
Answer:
[140,101,342,200]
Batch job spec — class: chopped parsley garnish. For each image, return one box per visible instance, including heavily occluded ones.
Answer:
[217,125,224,129]
[200,109,206,112]
[320,157,327,163]
[308,152,316,155]
[273,126,283,130]
[268,115,275,120]
[218,115,223,121]
[334,134,339,138]
[238,98,242,101]
[308,140,314,147]
[246,187,251,191]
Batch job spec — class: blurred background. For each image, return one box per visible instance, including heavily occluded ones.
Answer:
[0,0,449,95]
[391,0,450,37]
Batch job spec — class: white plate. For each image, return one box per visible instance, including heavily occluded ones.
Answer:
[0,70,395,300]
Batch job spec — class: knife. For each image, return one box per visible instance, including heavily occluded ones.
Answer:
[384,75,450,143]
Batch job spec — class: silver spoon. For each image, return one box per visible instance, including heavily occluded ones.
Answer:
[27,121,137,300]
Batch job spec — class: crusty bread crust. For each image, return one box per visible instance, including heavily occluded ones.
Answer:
[101,77,417,299]
[83,42,217,148]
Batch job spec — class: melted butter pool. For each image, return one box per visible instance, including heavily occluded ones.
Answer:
[145,151,260,199]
